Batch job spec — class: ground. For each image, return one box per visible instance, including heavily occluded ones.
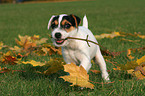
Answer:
[0,0,145,95]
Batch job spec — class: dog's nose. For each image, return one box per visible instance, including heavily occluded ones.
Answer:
[55,32,62,38]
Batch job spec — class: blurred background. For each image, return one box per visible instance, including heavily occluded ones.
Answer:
[0,0,80,4]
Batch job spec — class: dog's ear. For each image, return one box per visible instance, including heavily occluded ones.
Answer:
[70,14,81,28]
[47,15,56,30]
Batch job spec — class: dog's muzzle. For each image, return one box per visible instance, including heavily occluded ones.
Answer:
[54,32,66,45]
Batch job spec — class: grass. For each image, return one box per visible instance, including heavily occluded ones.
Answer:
[0,0,145,95]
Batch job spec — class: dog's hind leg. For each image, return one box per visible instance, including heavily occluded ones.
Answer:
[95,47,110,81]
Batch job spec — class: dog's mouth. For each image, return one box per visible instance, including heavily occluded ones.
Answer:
[55,38,66,45]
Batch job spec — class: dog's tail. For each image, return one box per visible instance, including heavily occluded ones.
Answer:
[83,15,88,29]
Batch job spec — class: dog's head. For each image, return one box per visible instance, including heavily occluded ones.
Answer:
[48,14,81,47]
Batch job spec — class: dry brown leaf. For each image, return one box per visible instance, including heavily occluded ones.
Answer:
[0,67,11,73]
[118,61,138,70]
[134,66,145,80]
[43,58,64,75]
[134,66,145,76]
[125,55,145,80]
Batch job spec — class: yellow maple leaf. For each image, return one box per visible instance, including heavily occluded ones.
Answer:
[22,60,45,66]
[15,35,31,46]
[95,32,122,39]
[60,63,94,89]
[136,55,145,65]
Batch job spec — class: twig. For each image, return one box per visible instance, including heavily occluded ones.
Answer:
[67,35,100,47]
[109,89,115,95]
[105,59,118,67]
[48,34,145,57]
[66,35,110,51]
[66,35,115,56]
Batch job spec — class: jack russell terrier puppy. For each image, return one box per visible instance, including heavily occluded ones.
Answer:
[47,14,110,81]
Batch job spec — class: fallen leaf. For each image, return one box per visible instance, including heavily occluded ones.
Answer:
[60,63,94,89]
[113,67,121,71]
[0,51,18,65]
[9,46,23,52]
[22,60,45,66]
[3,56,17,65]
[43,58,65,75]
[123,55,145,80]
[95,32,123,39]
[119,60,138,70]
[0,67,11,73]
[120,38,140,43]
[15,35,31,46]
[136,55,145,65]
[34,38,48,45]
[127,49,134,60]
[134,66,145,80]
[31,35,40,40]
[42,44,62,55]
[127,69,134,74]
[134,66,145,76]
[0,42,4,50]
[137,34,145,39]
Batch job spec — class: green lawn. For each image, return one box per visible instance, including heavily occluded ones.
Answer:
[0,0,145,95]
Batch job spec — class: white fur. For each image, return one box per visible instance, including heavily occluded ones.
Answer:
[48,15,56,30]
[83,15,88,28]
[48,14,110,81]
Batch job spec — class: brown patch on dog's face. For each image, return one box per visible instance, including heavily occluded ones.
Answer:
[61,19,75,32]
[51,20,58,30]
[50,16,59,30]
[50,14,81,32]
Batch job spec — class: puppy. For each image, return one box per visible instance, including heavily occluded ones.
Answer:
[47,14,110,81]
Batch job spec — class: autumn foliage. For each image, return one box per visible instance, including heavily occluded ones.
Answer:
[0,32,145,89]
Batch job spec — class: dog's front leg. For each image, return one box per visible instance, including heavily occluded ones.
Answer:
[79,56,92,72]
[61,47,72,64]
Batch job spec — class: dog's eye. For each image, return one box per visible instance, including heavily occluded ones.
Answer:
[64,24,71,29]
[51,24,57,29]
